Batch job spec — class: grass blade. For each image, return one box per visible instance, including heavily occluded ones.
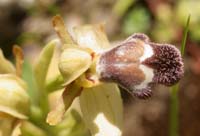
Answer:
[169,14,190,136]
[181,15,190,56]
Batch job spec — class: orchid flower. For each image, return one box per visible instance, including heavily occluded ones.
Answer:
[98,33,183,99]
[46,15,183,136]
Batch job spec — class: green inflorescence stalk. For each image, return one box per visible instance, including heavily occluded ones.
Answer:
[169,15,190,136]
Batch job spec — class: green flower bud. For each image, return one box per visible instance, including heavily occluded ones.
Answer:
[59,48,92,86]
[0,74,30,119]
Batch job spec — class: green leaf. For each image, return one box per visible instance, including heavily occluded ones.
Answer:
[181,14,190,56]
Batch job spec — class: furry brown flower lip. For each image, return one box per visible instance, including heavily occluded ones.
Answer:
[97,33,184,99]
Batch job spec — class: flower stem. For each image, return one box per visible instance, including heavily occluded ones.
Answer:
[169,84,179,136]
[169,15,190,136]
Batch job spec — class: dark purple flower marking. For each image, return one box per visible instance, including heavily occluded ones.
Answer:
[97,33,184,99]
[143,43,184,86]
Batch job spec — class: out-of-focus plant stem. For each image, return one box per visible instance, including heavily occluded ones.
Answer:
[28,106,56,136]
[169,84,179,136]
[169,15,190,136]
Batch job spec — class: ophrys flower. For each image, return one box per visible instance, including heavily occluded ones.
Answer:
[98,33,183,99]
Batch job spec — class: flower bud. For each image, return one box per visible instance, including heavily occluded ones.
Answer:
[97,33,184,99]
[0,74,30,119]
[59,48,92,86]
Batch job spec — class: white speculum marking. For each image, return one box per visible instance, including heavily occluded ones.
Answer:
[94,113,121,136]
[140,43,154,61]
[134,44,154,90]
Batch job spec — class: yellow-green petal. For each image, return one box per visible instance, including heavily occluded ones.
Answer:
[74,24,110,53]
[80,83,123,136]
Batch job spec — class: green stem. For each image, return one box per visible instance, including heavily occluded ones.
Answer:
[169,84,179,136]
[45,75,64,93]
[29,106,56,136]
[169,15,190,136]
[39,90,49,118]
[29,118,56,136]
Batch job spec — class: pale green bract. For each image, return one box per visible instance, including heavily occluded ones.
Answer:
[34,40,57,90]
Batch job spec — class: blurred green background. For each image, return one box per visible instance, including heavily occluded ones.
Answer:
[0,0,200,136]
